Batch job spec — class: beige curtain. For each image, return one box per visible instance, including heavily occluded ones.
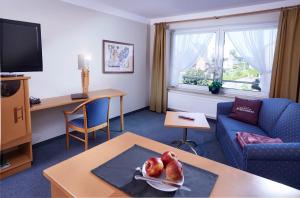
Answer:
[270,7,300,102]
[150,23,167,113]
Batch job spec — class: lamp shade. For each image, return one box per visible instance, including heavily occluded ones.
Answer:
[78,54,91,70]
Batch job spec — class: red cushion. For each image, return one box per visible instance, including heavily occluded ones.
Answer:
[229,97,262,125]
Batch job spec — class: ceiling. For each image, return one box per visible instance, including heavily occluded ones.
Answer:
[62,0,292,23]
[89,0,283,18]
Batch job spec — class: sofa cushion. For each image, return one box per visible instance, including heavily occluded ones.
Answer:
[218,115,267,168]
[219,115,267,135]
[270,103,300,142]
[258,98,291,133]
[229,97,262,125]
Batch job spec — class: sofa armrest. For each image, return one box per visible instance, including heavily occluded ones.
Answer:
[244,143,300,161]
[217,102,233,117]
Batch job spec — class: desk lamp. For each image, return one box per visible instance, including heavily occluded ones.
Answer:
[78,54,91,95]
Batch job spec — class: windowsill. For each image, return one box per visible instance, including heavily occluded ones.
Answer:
[168,85,269,99]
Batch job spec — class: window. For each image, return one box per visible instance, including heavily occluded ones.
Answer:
[170,24,277,94]
[170,31,217,87]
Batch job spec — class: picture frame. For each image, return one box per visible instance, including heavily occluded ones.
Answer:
[102,40,134,73]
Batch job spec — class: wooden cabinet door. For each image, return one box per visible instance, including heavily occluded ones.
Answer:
[1,80,27,145]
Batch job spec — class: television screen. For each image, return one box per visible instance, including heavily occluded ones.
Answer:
[0,18,43,72]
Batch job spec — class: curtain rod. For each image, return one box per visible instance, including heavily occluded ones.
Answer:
[162,5,299,25]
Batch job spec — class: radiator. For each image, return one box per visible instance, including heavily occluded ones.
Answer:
[167,90,234,119]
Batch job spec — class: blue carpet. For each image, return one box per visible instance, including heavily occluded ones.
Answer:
[0,109,226,198]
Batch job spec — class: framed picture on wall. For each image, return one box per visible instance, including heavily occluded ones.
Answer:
[103,40,134,73]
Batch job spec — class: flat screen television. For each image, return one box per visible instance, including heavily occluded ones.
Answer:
[0,18,43,72]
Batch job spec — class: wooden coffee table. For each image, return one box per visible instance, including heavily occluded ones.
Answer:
[164,111,210,155]
[43,132,300,197]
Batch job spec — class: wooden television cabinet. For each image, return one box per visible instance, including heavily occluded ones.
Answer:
[0,76,32,179]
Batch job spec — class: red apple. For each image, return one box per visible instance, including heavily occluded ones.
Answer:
[145,157,164,177]
[161,151,178,166]
[165,160,183,182]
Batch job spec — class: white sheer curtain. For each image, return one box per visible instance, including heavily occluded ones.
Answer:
[169,32,213,86]
[227,28,277,92]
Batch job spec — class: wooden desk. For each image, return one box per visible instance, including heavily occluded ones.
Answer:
[30,89,126,131]
[43,132,300,197]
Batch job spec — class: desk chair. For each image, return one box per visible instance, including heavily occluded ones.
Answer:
[63,97,110,150]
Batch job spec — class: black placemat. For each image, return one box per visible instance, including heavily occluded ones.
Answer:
[91,145,218,197]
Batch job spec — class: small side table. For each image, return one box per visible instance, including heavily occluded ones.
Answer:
[164,111,210,155]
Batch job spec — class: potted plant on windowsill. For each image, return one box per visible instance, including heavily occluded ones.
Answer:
[208,80,223,94]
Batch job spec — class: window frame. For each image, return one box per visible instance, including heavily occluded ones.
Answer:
[170,22,278,96]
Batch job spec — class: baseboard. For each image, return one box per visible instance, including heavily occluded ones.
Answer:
[32,133,65,149]
[33,106,149,148]
[110,106,149,121]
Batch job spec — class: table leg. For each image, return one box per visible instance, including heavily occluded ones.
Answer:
[120,96,124,131]
[185,142,198,155]
[171,128,198,155]
[51,182,68,198]
[183,128,188,141]
[186,140,198,147]
[171,140,183,147]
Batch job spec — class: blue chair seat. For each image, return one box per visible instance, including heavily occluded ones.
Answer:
[69,116,84,128]
[64,97,110,151]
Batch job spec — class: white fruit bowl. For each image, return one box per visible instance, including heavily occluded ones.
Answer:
[141,161,184,192]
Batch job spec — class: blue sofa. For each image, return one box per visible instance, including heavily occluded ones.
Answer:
[216,98,300,189]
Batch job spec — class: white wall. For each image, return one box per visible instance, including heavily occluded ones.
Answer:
[0,0,149,144]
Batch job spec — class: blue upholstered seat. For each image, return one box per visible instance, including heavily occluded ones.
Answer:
[216,98,300,189]
[69,117,84,128]
[270,103,300,142]
[218,115,266,169]
[86,98,109,128]
[68,98,109,129]
[218,115,266,135]
[258,98,292,132]
[64,97,110,150]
